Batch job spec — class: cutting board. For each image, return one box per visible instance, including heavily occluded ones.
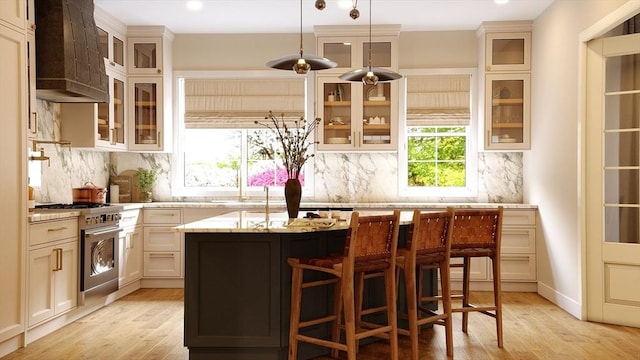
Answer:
[110,170,141,203]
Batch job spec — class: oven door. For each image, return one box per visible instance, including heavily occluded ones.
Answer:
[80,226,120,304]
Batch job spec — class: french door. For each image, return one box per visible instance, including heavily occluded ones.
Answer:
[586,32,640,327]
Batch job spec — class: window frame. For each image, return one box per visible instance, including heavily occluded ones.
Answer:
[171,70,316,200]
[398,68,479,198]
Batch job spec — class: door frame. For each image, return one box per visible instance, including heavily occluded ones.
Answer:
[579,0,640,321]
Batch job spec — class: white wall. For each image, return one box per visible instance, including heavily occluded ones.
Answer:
[527,0,631,318]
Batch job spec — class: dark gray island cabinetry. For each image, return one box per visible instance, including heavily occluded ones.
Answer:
[176,211,433,360]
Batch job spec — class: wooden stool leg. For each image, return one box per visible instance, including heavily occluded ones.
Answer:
[384,266,399,360]
[342,275,358,360]
[492,255,504,348]
[288,267,303,360]
[462,257,471,333]
[404,262,419,360]
[331,279,343,359]
[440,261,454,357]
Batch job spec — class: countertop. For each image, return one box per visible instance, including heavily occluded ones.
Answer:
[173,210,417,233]
[28,201,536,223]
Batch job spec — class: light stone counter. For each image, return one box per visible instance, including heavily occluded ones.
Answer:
[28,210,81,222]
[174,210,421,233]
[138,201,537,210]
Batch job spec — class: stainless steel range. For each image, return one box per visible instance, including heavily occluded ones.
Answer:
[36,203,124,304]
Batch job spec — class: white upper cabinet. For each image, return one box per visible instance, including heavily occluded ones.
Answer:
[478,21,533,150]
[126,26,173,152]
[315,25,400,151]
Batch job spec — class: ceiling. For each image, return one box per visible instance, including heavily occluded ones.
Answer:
[94,0,555,34]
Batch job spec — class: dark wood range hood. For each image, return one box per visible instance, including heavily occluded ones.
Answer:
[35,0,109,103]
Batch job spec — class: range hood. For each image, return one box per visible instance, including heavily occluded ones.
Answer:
[35,0,109,103]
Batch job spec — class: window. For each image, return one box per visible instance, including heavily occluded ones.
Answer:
[172,72,313,199]
[399,70,477,197]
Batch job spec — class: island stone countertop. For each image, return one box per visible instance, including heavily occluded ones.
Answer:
[172,209,419,233]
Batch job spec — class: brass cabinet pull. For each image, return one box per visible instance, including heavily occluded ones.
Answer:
[47,226,67,232]
[52,248,62,271]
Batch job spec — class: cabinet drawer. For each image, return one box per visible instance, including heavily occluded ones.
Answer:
[143,227,181,251]
[143,209,182,225]
[498,254,536,281]
[501,228,535,254]
[143,251,181,277]
[29,219,78,247]
[503,209,536,226]
[120,209,142,228]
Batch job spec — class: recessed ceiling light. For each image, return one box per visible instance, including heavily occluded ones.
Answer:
[186,0,203,11]
[495,0,509,4]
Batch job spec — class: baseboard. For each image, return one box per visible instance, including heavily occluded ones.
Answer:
[141,278,184,288]
[0,334,23,358]
[537,281,583,319]
[449,280,538,292]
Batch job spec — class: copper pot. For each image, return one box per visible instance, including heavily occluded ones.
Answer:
[73,182,108,204]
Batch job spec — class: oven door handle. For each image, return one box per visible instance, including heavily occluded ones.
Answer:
[84,227,120,237]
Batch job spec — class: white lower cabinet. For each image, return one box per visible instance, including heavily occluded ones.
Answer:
[119,209,143,287]
[119,226,143,287]
[449,208,537,292]
[143,209,183,278]
[27,220,78,328]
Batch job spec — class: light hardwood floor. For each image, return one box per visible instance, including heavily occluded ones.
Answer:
[2,289,639,360]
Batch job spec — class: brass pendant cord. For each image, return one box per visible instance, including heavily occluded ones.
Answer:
[299,0,304,58]
[366,0,371,72]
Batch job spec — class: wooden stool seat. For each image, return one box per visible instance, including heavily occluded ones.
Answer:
[287,211,401,360]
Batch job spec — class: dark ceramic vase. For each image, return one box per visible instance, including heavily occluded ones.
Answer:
[284,178,302,219]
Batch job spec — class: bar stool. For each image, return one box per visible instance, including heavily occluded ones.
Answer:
[287,210,401,360]
[450,207,504,347]
[396,208,455,359]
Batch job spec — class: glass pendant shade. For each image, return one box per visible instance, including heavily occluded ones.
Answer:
[266,0,336,73]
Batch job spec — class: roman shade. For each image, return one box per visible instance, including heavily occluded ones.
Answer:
[406,75,471,127]
[184,78,305,129]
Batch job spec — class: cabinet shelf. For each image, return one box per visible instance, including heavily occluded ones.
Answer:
[364,124,391,130]
[363,100,391,106]
[134,101,157,107]
[324,124,350,130]
[493,123,524,129]
[325,100,351,107]
[492,98,523,106]
[135,124,157,130]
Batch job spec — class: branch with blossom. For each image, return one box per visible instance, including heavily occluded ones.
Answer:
[253,111,320,180]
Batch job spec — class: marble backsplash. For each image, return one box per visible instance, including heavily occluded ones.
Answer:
[32,101,522,204]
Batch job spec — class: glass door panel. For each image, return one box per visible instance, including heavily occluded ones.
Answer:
[491,39,525,66]
[487,76,526,145]
[362,83,391,145]
[362,42,392,68]
[133,43,157,69]
[322,81,352,146]
[113,36,124,67]
[113,77,125,145]
[323,42,351,68]
[133,82,158,146]
[603,52,640,244]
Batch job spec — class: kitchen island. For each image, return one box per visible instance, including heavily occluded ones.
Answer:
[174,210,427,360]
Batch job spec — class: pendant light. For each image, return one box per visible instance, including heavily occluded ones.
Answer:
[339,0,402,85]
[266,0,336,74]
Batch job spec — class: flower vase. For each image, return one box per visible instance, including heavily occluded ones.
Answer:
[284,178,302,219]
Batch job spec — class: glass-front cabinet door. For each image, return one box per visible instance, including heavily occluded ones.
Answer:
[485,73,530,149]
[97,26,125,72]
[97,71,126,148]
[485,32,531,72]
[319,38,394,70]
[127,37,163,75]
[317,76,396,150]
[128,77,163,150]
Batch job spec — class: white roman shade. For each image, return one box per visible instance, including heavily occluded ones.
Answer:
[184,78,305,129]
[406,75,471,126]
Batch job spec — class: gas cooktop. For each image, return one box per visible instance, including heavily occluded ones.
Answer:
[35,203,123,213]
